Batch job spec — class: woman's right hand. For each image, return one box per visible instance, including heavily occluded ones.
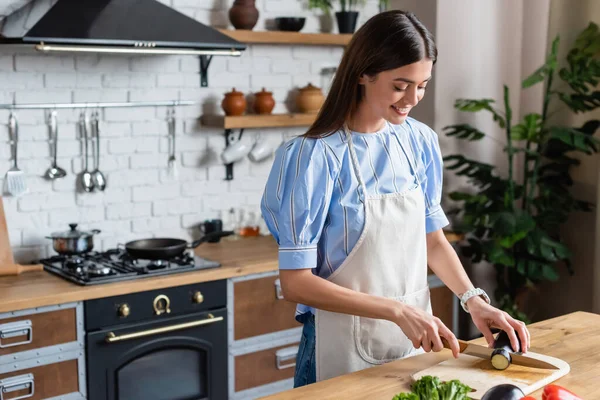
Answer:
[394,303,461,358]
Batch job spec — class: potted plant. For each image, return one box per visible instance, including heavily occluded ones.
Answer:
[308,0,389,34]
[443,22,600,323]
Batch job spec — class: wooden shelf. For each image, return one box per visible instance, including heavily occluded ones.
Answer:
[218,29,352,46]
[201,113,316,129]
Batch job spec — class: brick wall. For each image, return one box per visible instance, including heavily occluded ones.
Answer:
[0,0,382,263]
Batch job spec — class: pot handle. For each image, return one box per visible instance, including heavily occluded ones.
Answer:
[187,231,234,249]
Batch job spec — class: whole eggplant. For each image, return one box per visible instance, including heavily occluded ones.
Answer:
[481,384,525,400]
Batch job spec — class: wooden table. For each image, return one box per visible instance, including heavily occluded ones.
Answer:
[263,311,596,399]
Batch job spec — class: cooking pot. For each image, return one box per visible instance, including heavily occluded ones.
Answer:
[46,223,101,255]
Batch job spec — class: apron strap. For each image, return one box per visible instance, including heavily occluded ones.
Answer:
[343,124,367,203]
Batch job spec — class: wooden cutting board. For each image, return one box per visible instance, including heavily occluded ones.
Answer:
[412,351,570,399]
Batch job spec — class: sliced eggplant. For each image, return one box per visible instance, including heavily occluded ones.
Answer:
[481,384,525,400]
[490,330,522,370]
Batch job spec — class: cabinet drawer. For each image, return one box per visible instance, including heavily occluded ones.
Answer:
[431,285,454,329]
[0,359,79,400]
[0,308,76,357]
[233,275,298,341]
[235,342,299,392]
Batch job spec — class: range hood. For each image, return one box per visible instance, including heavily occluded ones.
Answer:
[0,0,246,85]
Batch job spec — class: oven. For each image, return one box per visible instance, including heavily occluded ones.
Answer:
[85,280,228,400]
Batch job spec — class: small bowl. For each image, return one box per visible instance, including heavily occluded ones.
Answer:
[275,17,306,32]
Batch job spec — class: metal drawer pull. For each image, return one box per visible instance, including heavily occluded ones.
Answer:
[274,278,284,300]
[0,373,35,400]
[0,321,32,348]
[275,346,298,370]
[105,314,223,343]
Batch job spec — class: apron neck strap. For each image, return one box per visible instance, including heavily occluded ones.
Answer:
[343,124,368,203]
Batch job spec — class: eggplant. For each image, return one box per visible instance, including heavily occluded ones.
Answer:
[481,384,525,400]
[490,330,523,370]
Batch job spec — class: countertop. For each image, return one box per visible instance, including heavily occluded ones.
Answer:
[0,236,279,314]
[263,311,597,399]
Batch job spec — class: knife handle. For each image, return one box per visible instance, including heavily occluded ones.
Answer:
[441,337,470,353]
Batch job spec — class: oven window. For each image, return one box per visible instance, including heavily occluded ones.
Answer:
[117,347,207,400]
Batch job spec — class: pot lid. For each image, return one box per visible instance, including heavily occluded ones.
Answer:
[299,83,322,93]
[49,223,97,238]
[255,87,272,96]
[225,87,244,96]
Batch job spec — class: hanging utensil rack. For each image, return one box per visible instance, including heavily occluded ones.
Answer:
[0,100,197,110]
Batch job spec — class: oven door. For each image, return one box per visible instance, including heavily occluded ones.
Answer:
[86,308,227,400]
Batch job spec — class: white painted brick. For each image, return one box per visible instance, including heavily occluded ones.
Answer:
[180,57,200,73]
[4,210,48,230]
[159,216,181,230]
[159,166,206,183]
[75,192,106,207]
[108,169,159,188]
[130,56,180,73]
[20,176,52,194]
[0,109,43,125]
[159,134,206,153]
[15,124,46,141]
[108,137,159,154]
[102,74,157,88]
[22,230,46,247]
[20,158,52,175]
[106,203,152,220]
[93,155,129,173]
[19,141,53,159]
[75,55,130,72]
[310,61,338,74]
[17,194,46,211]
[103,187,131,204]
[92,220,131,239]
[130,154,162,169]
[44,73,103,89]
[230,176,268,192]
[15,55,74,72]
[251,74,291,89]
[264,0,303,12]
[14,90,71,104]
[272,59,311,74]
[181,179,228,197]
[181,151,211,167]
[73,89,128,103]
[131,121,169,137]
[8,229,22,247]
[131,74,158,88]
[292,46,339,60]
[102,74,129,88]
[19,192,76,211]
[227,56,271,73]
[132,218,162,233]
[0,91,13,104]
[152,198,197,216]
[52,174,77,192]
[194,9,228,27]
[104,107,154,122]
[157,74,184,87]
[13,246,47,264]
[203,193,248,212]
[251,45,293,58]
[48,206,104,227]
[208,70,250,89]
[182,213,218,229]
[132,183,180,201]
[129,89,180,102]
[0,55,13,71]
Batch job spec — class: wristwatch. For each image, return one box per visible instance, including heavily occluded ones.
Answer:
[459,288,490,313]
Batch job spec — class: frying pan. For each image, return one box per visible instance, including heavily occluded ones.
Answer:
[124,231,234,260]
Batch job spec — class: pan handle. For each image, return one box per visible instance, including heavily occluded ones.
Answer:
[187,231,234,249]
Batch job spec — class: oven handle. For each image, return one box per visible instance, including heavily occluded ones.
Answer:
[105,313,223,343]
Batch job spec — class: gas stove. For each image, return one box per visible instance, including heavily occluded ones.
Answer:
[40,248,221,285]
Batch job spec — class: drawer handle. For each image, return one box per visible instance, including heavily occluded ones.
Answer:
[0,321,32,349]
[274,278,284,300]
[0,373,35,400]
[275,346,298,370]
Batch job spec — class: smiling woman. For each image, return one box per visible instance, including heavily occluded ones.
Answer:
[260,10,530,389]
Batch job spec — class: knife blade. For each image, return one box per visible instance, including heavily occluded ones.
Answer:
[442,338,559,370]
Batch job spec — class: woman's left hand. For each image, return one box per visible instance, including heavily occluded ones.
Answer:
[466,296,530,353]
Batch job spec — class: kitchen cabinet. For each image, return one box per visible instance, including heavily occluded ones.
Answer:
[0,302,86,399]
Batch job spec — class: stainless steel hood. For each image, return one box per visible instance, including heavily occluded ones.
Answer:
[0,0,246,85]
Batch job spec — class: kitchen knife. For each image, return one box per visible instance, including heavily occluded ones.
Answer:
[442,338,559,370]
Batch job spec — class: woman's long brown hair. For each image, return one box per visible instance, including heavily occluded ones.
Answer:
[304,10,437,138]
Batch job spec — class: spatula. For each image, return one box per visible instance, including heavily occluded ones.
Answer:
[4,112,27,197]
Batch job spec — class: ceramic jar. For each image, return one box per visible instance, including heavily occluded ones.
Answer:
[229,0,259,31]
[296,83,325,113]
[221,88,247,116]
[253,88,275,115]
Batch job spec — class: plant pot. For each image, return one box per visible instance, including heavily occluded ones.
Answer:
[253,88,275,115]
[335,11,359,34]
[222,88,247,116]
[229,0,259,31]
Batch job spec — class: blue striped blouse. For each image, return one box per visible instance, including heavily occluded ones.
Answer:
[260,117,449,317]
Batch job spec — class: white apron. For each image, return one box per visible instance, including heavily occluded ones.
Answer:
[315,125,433,382]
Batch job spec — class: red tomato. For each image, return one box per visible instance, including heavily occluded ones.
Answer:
[542,384,582,400]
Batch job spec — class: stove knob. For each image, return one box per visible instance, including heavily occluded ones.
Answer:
[118,304,130,318]
[193,291,204,304]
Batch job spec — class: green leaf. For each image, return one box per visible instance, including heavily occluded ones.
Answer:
[542,264,560,281]
[548,125,600,154]
[522,37,560,88]
[559,91,600,113]
[454,99,506,128]
[511,113,542,141]
[522,65,546,88]
[482,241,514,266]
[443,124,486,141]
